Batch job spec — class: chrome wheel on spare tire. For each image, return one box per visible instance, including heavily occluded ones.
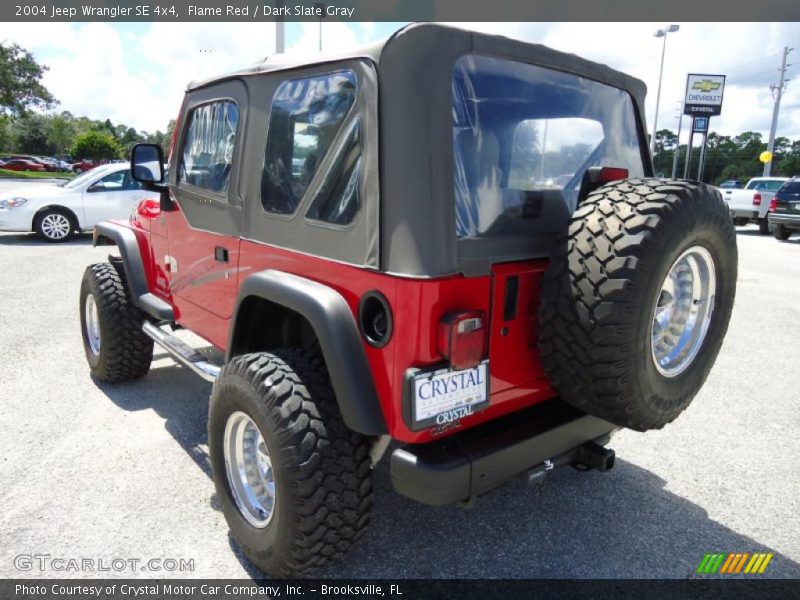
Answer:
[651,246,716,377]
[223,411,276,528]
[539,178,737,432]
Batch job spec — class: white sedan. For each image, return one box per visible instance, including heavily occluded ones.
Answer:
[0,163,153,242]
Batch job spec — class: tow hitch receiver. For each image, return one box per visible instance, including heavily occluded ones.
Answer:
[573,441,616,472]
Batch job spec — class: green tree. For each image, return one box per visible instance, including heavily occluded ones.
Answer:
[46,112,78,155]
[0,43,57,116]
[165,119,176,152]
[652,129,678,176]
[11,113,55,155]
[71,131,122,161]
[0,114,10,152]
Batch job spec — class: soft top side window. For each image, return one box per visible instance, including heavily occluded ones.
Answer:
[179,100,238,195]
[261,70,358,218]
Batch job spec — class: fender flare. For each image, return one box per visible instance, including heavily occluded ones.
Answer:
[228,270,387,436]
[93,221,174,322]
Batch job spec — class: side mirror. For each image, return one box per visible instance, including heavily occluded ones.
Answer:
[87,182,105,193]
[131,143,165,185]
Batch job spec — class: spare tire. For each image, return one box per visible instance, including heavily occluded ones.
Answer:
[538,179,737,431]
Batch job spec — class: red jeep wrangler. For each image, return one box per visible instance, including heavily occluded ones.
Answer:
[79,24,737,577]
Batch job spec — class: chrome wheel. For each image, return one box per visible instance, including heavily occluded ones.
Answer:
[651,246,716,377]
[40,213,71,240]
[84,294,101,356]
[223,411,276,528]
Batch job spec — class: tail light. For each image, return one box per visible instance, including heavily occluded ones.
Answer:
[438,310,487,371]
[586,166,629,185]
[753,193,762,206]
[596,167,629,183]
[769,198,778,213]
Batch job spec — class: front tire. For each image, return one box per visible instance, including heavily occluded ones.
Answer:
[209,350,373,578]
[35,209,75,242]
[539,179,737,431]
[80,262,153,382]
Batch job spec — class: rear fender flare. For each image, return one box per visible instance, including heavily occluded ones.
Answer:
[228,270,387,436]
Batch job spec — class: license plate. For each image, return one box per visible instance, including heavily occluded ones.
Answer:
[409,361,489,430]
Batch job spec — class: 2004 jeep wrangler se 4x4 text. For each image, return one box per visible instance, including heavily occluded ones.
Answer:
[79,24,737,577]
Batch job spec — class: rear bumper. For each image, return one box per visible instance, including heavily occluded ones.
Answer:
[391,400,616,506]
[729,208,758,220]
[768,213,800,230]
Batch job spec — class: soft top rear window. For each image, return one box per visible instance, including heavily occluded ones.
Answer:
[452,55,645,240]
[779,181,800,194]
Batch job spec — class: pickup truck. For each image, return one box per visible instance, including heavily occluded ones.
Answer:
[768,178,800,241]
[722,176,789,234]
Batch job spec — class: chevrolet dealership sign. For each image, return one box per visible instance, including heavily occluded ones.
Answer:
[684,74,726,116]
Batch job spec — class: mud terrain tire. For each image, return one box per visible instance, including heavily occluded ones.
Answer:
[80,262,153,382]
[208,349,373,577]
[539,179,737,431]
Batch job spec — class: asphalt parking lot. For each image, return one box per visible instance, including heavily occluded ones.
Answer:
[0,179,798,579]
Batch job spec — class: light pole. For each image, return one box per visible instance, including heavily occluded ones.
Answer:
[671,99,684,178]
[650,24,680,157]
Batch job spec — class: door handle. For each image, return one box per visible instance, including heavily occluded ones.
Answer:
[214,246,229,263]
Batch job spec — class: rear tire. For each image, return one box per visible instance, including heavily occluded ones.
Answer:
[209,349,373,577]
[772,224,791,241]
[80,262,153,382]
[758,218,771,235]
[539,179,737,431]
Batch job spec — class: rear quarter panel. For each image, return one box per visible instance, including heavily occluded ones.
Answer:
[236,240,556,443]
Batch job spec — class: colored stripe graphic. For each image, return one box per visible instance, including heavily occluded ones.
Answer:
[745,554,759,573]
[711,554,725,573]
[720,554,736,574]
[700,553,726,574]
[759,554,773,573]
[700,552,773,574]
[697,553,712,574]
[734,553,749,573]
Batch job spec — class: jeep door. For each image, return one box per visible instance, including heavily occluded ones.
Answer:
[166,80,247,323]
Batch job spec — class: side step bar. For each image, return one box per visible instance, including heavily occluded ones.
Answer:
[142,321,220,382]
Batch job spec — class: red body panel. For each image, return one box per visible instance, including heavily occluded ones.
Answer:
[129,206,558,443]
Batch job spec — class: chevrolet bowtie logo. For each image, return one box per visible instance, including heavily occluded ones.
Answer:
[692,80,722,93]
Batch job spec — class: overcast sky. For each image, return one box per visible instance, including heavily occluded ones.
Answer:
[5,22,800,144]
